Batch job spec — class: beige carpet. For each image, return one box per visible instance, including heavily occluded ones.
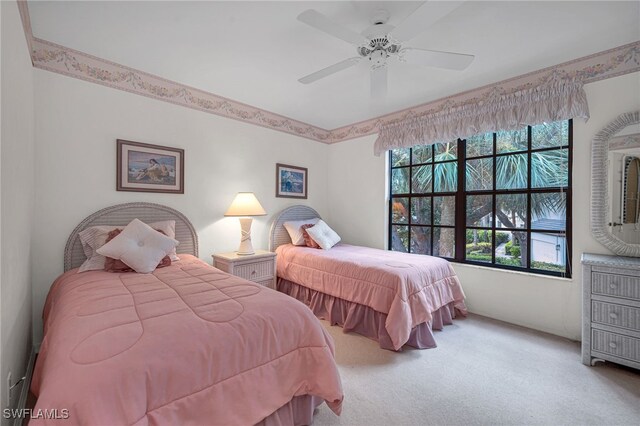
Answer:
[313,314,640,425]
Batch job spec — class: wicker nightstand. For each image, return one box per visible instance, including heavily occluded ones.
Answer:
[212,250,277,289]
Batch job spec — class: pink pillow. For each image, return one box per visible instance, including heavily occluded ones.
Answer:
[301,224,321,249]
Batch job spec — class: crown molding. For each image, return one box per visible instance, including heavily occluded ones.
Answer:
[17,1,640,145]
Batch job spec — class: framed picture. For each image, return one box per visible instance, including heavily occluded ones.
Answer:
[276,163,308,199]
[117,139,184,194]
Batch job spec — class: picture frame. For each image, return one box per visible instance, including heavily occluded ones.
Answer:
[116,139,184,194]
[276,163,308,199]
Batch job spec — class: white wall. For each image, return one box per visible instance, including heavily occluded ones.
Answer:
[1,0,35,417]
[326,135,386,248]
[328,72,640,340]
[32,70,328,344]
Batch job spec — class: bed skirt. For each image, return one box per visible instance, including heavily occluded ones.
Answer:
[277,278,461,351]
[258,395,323,426]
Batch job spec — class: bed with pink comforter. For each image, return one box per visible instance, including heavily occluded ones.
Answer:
[32,255,343,425]
[276,244,467,351]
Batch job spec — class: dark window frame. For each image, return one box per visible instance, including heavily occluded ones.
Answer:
[388,120,572,278]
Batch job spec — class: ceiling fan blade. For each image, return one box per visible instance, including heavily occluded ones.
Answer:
[299,57,362,84]
[390,1,465,42]
[371,66,388,101]
[298,9,368,46]
[401,48,474,70]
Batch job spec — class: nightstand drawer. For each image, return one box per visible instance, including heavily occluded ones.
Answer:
[255,278,275,289]
[592,272,640,301]
[592,301,640,331]
[592,329,640,361]
[234,260,274,281]
[212,250,276,288]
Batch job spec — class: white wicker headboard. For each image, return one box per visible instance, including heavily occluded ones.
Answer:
[269,205,321,252]
[64,202,199,271]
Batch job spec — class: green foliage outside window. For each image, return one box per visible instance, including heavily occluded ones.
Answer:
[389,120,570,276]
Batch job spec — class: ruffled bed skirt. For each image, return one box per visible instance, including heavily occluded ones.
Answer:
[277,278,461,351]
[258,395,323,426]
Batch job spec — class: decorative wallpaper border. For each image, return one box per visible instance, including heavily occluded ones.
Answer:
[17,1,640,145]
[16,0,33,55]
[29,37,332,142]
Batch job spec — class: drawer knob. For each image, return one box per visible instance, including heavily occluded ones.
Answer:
[609,312,618,320]
[609,283,618,289]
[251,270,256,275]
[609,341,618,349]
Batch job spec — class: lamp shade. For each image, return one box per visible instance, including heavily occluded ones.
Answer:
[224,192,267,217]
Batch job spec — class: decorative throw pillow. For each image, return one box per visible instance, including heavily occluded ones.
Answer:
[78,225,120,272]
[283,218,320,245]
[77,220,180,272]
[305,220,341,250]
[96,219,179,274]
[103,229,172,272]
[151,220,180,262]
[301,224,321,249]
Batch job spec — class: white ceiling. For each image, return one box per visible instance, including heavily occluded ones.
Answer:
[28,1,640,130]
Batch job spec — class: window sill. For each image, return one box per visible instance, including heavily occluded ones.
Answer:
[449,261,573,282]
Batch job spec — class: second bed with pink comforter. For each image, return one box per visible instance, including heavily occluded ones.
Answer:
[32,255,343,425]
[276,244,467,351]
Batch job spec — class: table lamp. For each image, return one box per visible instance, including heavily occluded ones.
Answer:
[224,192,267,255]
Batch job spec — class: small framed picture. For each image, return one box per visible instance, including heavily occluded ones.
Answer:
[276,163,308,199]
[117,139,184,194]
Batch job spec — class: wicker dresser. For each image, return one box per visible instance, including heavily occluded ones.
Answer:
[581,253,640,370]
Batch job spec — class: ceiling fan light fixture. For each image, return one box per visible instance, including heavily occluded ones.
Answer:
[369,50,388,68]
[357,36,401,58]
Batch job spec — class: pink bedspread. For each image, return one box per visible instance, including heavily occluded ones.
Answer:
[31,255,343,425]
[276,244,467,350]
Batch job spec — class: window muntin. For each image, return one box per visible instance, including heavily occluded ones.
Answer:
[389,120,572,277]
[390,140,458,258]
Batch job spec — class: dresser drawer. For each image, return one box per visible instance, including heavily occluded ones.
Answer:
[592,272,640,301]
[234,260,274,282]
[592,301,640,331]
[591,329,640,362]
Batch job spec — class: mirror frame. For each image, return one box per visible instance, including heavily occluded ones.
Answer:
[591,110,640,256]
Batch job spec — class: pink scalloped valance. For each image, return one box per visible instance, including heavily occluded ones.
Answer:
[374,78,590,156]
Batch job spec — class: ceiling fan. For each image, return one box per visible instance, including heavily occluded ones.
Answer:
[297,1,474,100]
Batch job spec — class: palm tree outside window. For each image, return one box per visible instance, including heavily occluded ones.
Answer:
[389,120,572,277]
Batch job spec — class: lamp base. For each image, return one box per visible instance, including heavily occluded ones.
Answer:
[237,217,255,255]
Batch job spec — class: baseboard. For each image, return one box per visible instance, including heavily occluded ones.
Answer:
[13,346,36,426]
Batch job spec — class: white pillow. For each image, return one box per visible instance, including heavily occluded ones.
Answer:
[305,220,341,250]
[283,218,320,245]
[77,220,180,272]
[96,219,179,274]
[151,220,180,262]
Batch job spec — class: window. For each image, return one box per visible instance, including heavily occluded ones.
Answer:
[389,120,572,277]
